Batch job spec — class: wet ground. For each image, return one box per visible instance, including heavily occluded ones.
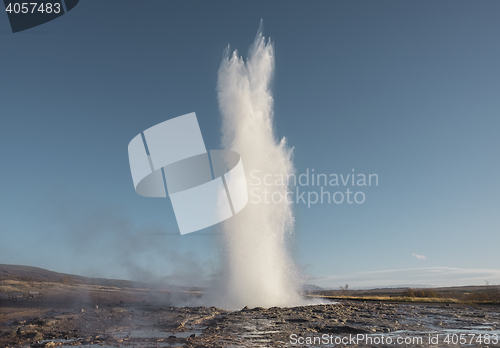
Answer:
[1,299,499,347]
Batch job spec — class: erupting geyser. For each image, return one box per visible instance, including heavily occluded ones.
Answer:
[216,26,302,308]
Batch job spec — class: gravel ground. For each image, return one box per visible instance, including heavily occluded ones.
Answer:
[1,297,499,348]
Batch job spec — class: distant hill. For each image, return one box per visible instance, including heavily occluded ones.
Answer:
[309,284,500,297]
[0,264,81,282]
[302,284,324,291]
[0,264,200,291]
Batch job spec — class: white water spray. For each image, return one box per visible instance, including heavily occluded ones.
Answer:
[216,27,302,308]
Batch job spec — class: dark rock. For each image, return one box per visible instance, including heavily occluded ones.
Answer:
[320,325,371,334]
[285,318,309,323]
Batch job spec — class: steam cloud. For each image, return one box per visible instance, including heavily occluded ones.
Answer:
[216,26,302,308]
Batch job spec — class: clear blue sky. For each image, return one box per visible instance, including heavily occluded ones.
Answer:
[1,1,499,288]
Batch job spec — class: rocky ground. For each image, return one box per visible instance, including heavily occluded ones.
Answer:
[1,292,499,348]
